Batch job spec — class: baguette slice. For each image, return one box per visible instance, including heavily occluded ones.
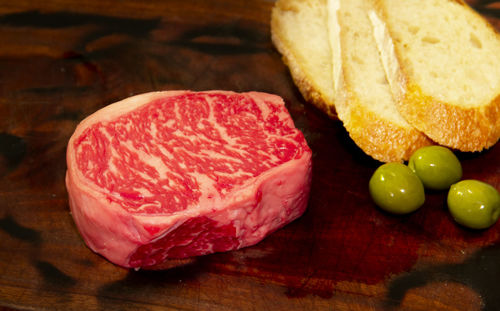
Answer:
[271,0,432,162]
[371,0,500,151]
[271,0,337,118]
[329,0,432,162]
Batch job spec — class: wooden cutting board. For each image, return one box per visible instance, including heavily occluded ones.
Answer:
[0,0,499,310]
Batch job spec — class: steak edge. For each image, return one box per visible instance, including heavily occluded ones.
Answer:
[66,90,312,268]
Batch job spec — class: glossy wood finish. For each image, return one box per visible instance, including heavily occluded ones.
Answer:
[0,1,499,310]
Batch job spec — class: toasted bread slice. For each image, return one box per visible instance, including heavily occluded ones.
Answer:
[271,0,337,118]
[330,0,432,162]
[371,0,500,151]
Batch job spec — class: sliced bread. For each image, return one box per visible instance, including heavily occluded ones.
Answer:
[329,0,432,162]
[271,0,432,162]
[371,0,500,151]
[271,0,337,118]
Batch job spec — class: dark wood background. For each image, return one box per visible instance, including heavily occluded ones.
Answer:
[0,0,499,310]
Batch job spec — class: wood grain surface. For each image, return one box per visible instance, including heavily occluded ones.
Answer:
[0,0,499,310]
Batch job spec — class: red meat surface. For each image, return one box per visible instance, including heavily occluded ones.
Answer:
[66,90,312,268]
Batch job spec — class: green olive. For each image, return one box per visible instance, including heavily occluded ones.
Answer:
[408,146,462,190]
[369,162,425,214]
[447,180,500,229]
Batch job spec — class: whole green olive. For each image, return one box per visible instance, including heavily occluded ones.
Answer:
[408,146,462,190]
[369,162,425,214]
[448,180,500,229]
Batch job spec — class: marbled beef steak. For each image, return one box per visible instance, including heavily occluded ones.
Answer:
[66,90,312,268]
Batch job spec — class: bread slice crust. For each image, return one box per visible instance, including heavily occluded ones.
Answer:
[401,82,500,151]
[342,95,434,161]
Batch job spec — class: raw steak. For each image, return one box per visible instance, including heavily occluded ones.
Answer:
[66,90,312,268]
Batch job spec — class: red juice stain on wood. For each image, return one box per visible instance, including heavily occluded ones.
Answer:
[197,190,500,299]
